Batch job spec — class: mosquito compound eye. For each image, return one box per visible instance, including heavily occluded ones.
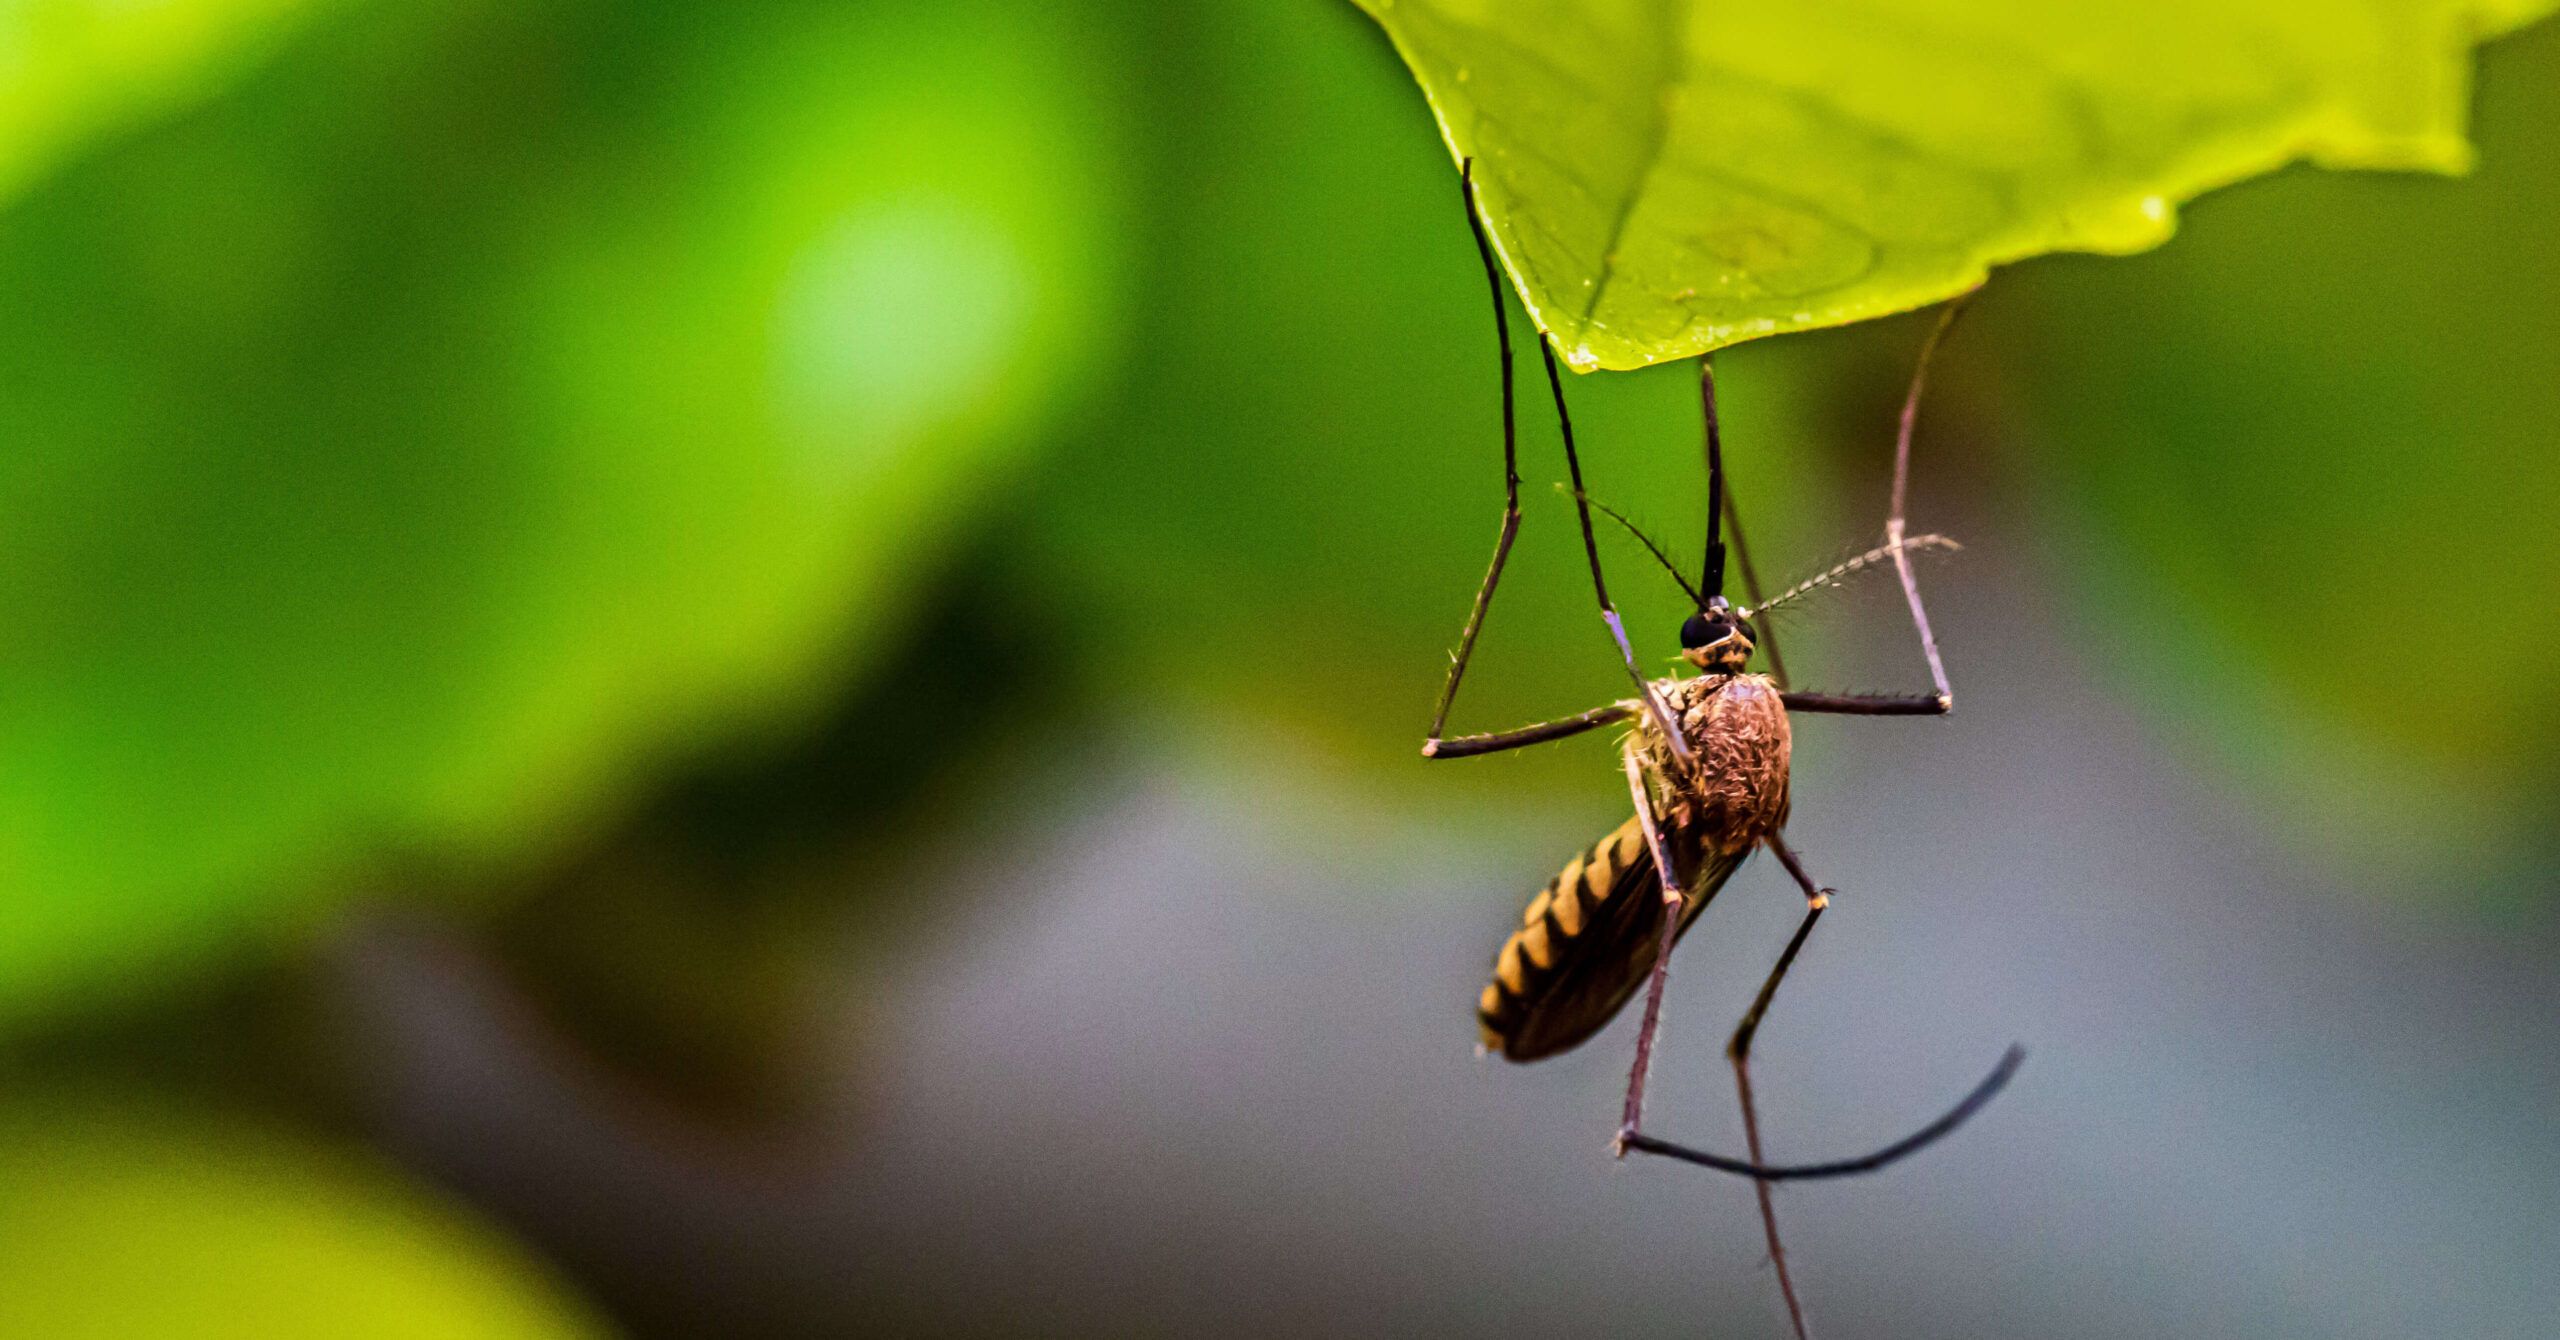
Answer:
[1680,613,1717,649]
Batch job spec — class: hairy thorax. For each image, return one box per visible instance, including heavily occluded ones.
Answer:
[1639,673,1792,854]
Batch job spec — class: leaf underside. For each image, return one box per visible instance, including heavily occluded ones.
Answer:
[1355,0,2558,369]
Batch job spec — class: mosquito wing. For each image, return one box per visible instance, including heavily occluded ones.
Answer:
[1478,813,1749,1062]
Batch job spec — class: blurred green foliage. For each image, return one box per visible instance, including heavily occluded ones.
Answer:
[0,0,344,206]
[0,0,1126,1026]
[2004,20,2560,872]
[1355,0,2560,368]
[0,1094,600,1337]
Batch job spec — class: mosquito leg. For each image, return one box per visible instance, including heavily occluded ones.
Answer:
[1422,701,1636,760]
[1883,294,1976,713]
[1721,485,1789,690]
[1700,357,1792,690]
[1610,832,2025,1166]
[1542,341,1691,766]
[1603,759,2026,1191]
[1779,691,1947,716]
[1728,831,1833,1340]
[1613,1052,2022,1179]
[1614,740,1688,1147]
[1423,160,1525,751]
[1767,298,1979,718]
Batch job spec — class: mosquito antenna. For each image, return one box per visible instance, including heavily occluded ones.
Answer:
[1560,486,1704,608]
[1743,534,1961,618]
[1700,356,1728,601]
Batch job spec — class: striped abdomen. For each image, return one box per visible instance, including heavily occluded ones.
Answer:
[1476,813,1746,1062]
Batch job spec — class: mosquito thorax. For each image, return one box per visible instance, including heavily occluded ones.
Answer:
[1678,601,1755,674]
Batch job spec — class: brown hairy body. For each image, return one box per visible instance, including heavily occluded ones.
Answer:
[1648,672,1792,853]
[1478,673,1793,1061]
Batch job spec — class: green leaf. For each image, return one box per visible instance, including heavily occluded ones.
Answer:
[1353,0,2558,369]
[1994,19,2560,882]
[0,0,1127,1025]
[0,0,344,208]
[0,1095,602,1338]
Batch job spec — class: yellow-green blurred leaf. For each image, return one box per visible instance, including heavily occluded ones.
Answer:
[0,1097,601,1338]
[1354,0,2557,368]
[0,0,343,207]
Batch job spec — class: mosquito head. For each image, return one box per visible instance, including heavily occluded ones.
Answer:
[1678,597,1755,674]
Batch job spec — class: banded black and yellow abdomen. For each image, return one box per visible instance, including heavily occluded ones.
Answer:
[1477,814,1746,1062]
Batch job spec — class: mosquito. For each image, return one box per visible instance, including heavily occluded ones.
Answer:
[1423,161,2023,1340]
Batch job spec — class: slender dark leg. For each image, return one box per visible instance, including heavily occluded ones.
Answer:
[1771,295,1977,716]
[1422,701,1635,760]
[1611,829,2027,1177]
[1615,1054,2022,1179]
[1543,342,1691,766]
[1423,161,1524,751]
[1699,354,1728,599]
[1884,295,1974,712]
[1607,798,2022,1188]
[1701,356,1792,688]
[1721,489,1790,690]
[1731,832,1833,1340]
[1614,743,1691,1144]
[1781,691,1945,716]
